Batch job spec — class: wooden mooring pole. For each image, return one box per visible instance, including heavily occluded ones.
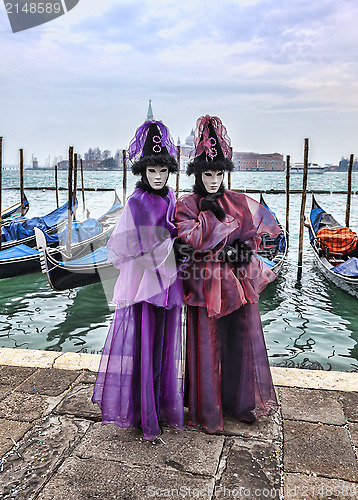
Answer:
[66,146,74,257]
[80,159,86,216]
[20,149,24,216]
[122,149,127,205]
[345,153,354,228]
[0,137,2,251]
[73,153,78,221]
[55,164,59,208]
[228,146,233,190]
[297,139,309,281]
[286,155,290,248]
[176,145,180,199]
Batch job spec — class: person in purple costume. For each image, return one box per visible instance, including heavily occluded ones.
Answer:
[92,119,184,441]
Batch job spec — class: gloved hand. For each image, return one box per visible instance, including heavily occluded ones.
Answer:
[218,240,253,265]
[232,239,254,265]
[173,238,194,261]
[200,194,225,221]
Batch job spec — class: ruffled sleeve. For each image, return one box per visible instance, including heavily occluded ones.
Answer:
[175,195,238,253]
[107,189,182,308]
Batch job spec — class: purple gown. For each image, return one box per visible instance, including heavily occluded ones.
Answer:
[93,187,184,440]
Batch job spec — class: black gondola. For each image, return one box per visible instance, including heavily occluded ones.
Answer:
[308,195,358,298]
[258,193,287,275]
[0,192,123,280]
[1,194,29,223]
[35,227,119,291]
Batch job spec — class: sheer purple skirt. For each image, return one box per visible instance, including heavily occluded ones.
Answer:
[93,302,184,441]
[186,302,278,433]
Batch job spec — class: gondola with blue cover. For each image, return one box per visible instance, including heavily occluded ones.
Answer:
[1,194,30,223]
[0,192,123,280]
[258,193,287,275]
[308,195,358,298]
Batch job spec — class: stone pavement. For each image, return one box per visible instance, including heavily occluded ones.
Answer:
[0,360,357,499]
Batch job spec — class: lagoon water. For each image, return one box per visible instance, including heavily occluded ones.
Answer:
[1,169,358,372]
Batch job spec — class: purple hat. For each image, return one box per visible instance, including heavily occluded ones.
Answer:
[128,120,178,175]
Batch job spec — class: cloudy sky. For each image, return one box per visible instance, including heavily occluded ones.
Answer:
[1,0,358,165]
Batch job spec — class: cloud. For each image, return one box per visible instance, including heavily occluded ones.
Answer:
[1,0,358,164]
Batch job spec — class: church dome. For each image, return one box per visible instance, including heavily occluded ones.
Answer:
[185,129,194,146]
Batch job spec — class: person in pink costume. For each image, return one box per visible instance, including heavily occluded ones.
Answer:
[175,115,282,433]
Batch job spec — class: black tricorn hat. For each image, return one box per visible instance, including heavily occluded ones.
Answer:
[128,120,178,175]
[186,115,234,175]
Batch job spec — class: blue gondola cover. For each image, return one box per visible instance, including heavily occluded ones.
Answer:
[331,257,358,277]
[57,218,103,246]
[0,244,39,261]
[1,202,70,242]
[60,247,109,266]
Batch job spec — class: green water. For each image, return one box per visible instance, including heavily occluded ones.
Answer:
[1,169,358,372]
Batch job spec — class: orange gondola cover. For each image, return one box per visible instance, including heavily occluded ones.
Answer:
[316,227,358,255]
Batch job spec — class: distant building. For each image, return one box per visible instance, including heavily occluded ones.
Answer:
[32,156,39,169]
[57,159,102,170]
[177,127,284,172]
[177,129,194,170]
[233,152,284,171]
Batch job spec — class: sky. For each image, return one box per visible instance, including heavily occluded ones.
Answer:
[1,0,358,166]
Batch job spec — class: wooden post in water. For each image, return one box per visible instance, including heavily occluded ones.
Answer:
[345,153,354,228]
[122,149,127,204]
[54,164,59,208]
[73,153,78,220]
[176,145,180,199]
[0,137,2,251]
[80,158,86,216]
[228,147,233,189]
[20,149,24,215]
[297,139,309,281]
[286,155,290,248]
[66,146,74,257]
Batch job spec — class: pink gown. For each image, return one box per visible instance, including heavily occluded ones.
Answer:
[175,190,281,433]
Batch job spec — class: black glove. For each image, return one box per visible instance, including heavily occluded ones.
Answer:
[232,239,254,265]
[173,239,193,262]
[218,240,253,266]
[217,245,238,263]
[200,194,225,221]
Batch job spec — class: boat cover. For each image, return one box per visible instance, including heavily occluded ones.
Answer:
[0,244,39,261]
[260,201,285,251]
[1,202,70,242]
[331,257,358,277]
[317,227,358,255]
[57,218,103,246]
[99,201,123,220]
[60,246,109,267]
[309,207,325,242]
[258,255,275,268]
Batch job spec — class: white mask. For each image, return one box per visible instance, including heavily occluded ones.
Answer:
[146,166,169,190]
[201,170,224,194]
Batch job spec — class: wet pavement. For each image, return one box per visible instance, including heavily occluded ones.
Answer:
[0,360,357,499]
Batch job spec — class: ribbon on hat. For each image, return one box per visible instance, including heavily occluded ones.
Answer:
[190,115,233,160]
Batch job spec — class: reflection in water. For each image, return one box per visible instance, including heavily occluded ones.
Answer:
[45,281,115,352]
[0,272,115,354]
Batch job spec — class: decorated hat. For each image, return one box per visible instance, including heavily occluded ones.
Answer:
[186,115,234,175]
[128,120,178,175]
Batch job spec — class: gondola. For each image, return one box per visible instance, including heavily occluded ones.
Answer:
[1,194,29,222]
[35,227,119,291]
[1,200,71,251]
[0,192,123,280]
[308,195,358,298]
[258,193,287,275]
